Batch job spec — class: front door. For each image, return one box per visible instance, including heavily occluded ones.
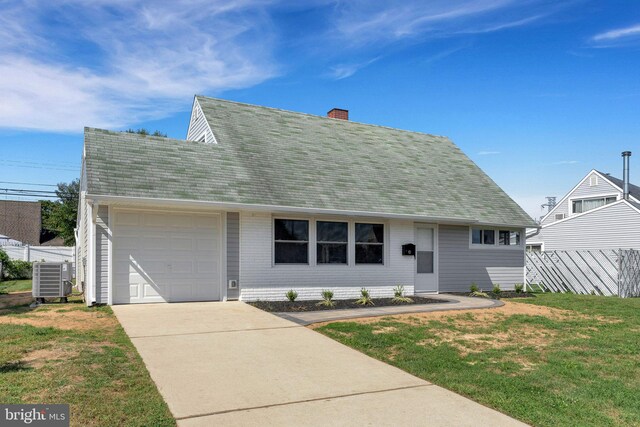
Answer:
[414,224,437,293]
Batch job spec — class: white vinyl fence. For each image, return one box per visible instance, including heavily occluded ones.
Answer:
[1,245,75,263]
[526,249,640,298]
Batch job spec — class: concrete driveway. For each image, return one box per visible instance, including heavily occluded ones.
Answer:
[113,302,527,426]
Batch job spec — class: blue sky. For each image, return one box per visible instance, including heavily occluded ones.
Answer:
[1,0,639,219]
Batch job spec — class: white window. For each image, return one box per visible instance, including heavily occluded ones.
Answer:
[274,219,309,264]
[471,228,495,245]
[317,221,348,264]
[589,175,598,186]
[572,196,616,214]
[471,228,521,248]
[355,223,384,264]
[498,230,521,246]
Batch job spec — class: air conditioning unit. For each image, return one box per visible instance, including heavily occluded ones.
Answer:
[32,262,73,303]
[555,213,566,220]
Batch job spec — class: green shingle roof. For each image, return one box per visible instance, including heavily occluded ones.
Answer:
[84,96,536,227]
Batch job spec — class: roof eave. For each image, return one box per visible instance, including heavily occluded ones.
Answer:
[86,193,533,227]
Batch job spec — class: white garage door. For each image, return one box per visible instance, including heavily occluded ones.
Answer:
[113,210,221,304]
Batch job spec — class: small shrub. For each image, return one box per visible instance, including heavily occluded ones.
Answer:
[470,290,489,298]
[4,260,32,280]
[470,282,479,293]
[317,289,335,307]
[492,283,501,295]
[285,289,298,302]
[0,248,9,280]
[514,283,524,294]
[355,288,375,306]
[392,285,413,304]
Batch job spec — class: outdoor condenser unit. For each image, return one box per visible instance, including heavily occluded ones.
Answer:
[32,262,73,302]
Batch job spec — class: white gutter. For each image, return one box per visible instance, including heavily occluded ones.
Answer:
[85,193,537,228]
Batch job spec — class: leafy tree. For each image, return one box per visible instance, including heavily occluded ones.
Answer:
[126,128,167,137]
[42,179,79,246]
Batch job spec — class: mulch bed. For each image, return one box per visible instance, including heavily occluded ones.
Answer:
[448,291,537,299]
[248,296,443,313]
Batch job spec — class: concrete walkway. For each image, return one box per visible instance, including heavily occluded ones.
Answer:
[113,301,526,427]
[276,293,503,325]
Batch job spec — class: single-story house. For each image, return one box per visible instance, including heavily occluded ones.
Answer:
[527,163,640,251]
[76,96,536,305]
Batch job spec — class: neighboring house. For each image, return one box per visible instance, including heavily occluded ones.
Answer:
[0,200,65,247]
[0,200,41,246]
[527,166,640,251]
[76,96,536,305]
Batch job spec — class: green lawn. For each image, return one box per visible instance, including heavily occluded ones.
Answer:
[316,294,640,427]
[0,281,175,426]
[0,279,32,293]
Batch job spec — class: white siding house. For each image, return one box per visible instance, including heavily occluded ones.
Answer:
[528,169,640,251]
[76,96,535,305]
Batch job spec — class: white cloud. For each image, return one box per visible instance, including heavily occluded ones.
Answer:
[477,150,501,155]
[0,0,278,132]
[592,23,640,42]
[554,160,579,165]
[0,0,568,132]
[328,57,380,80]
[329,0,551,47]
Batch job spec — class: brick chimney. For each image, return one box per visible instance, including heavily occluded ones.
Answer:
[327,108,348,120]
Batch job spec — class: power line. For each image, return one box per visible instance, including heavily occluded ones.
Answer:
[0,193,59,198]
[0,181,58,187]
[1,188,57,194]
[0,161,78,172]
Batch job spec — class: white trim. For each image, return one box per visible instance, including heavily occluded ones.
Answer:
[107,204,113,306]
[541,199,640,229]
[566,192,618,216]
[272,216,311,266]
[414,223,439,293]
[270,215,389,268]
[88,202,96,305]
[221,211,228,301]
[87,194,535,228]
[316,219,349,266]
[468,226,525,250]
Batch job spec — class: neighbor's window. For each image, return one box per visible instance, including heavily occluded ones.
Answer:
[472,228,495,245]
[572,196,616,214]
[274,219,308,264]
[317,221,348,264]
[355,223,384,264]
[499,230,521,246]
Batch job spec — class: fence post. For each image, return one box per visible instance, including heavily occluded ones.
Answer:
[618,249,623,298]
[24,245,31,262]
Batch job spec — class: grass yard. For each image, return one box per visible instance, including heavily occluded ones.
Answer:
[0,279,33,294]
[0,282,175,426]
[315,294,640,427]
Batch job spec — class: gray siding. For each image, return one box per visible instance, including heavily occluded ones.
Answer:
[542,172,620,226]
[226,212,240,300]
[438,225,524,291]
[95,206,109,304]
[536,201,640,250]
[186,99,215,144]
